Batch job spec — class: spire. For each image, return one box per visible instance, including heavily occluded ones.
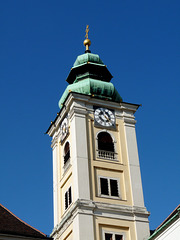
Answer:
[83,25,91,53]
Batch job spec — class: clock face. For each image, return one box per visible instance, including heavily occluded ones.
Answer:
[60,117,68,142]
[94,107,115,127]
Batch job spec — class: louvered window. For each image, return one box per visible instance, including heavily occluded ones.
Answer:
[65,186,72,210]
[99,177,119,198]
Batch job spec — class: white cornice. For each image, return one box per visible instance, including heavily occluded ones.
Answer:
[51,136,58,149]
[51,199,149,238]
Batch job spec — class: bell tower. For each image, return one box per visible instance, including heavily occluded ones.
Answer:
[47,27,150,240]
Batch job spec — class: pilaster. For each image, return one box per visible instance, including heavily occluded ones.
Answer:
[121,107,144,207]
[52,140,59,227]
[69,100,91,201]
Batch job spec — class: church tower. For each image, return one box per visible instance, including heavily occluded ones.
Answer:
[47,27,150,240]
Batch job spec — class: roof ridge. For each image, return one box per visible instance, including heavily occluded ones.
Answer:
[156,204,180,230]
[0,203,47,237]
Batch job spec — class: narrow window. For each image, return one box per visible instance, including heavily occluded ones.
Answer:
[98,132,114,152]
[65,191,68,210]
[69,187,72,205]
[115,235,123,240]
[64,142,70,165]
[100,178,109,195]
[104,233,123,240]
[65,186,72,210]
[105,233,113,240]
[110,179,119,197]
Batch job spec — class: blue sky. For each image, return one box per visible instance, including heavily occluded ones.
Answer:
[0,0,180,235]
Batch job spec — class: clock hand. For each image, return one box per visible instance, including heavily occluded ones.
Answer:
[100,112,107,121]
[103,112,110,121]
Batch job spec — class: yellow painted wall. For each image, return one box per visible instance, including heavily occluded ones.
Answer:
[57,226,73,240]
[95,216,136,240]
[57,131,73,221]
[55,108,140,240]
[86,113,133,206]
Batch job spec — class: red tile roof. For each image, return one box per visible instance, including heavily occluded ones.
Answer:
[0,204,50,239]
[156,204,180,230]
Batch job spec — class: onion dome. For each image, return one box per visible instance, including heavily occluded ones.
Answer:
[58,26,122,109]
[58,78,122,108]
[66,52,113,84]
[73,52,104,67]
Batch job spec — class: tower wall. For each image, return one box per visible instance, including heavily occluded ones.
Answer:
[48,93,149,240]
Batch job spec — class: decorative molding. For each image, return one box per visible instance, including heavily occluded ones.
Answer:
[47,92,140,136]
[123,117,136,127]
[51,136,58,149]
[69,105,87,122]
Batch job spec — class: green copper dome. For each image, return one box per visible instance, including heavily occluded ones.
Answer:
[66,52,113,84]
[58,78,122,108]
[59,50,122,109]
[73,53,104,67]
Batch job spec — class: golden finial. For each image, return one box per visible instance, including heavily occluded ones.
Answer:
[83,25,91,52]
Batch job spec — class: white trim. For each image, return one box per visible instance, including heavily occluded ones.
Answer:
[51,199,149,238]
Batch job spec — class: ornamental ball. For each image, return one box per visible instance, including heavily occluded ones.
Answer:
[83,38,91,46]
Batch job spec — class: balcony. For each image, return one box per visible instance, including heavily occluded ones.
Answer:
[97,149,117,160]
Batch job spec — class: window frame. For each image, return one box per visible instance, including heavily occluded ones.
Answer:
[103,230,125,240]
[98,176,121,199]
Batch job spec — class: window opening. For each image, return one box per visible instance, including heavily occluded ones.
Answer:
[100,178,109,195]
[65,191,68,209]
[65,186,72,210]
[64,142,70,165]
[105,233,113,240]
[110,179,119,197]
[97,132,116,160]
[69,186,72,204]
[105,233,123,240]
[99,177,119,198]
[115,235,123,240]
[98,132,114,152]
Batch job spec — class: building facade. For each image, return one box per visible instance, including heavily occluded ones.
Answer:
[47,35,150,240]
[148,205,180,240]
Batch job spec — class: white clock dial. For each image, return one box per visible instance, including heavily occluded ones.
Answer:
[94,108,115,127]
[60,117,68,141]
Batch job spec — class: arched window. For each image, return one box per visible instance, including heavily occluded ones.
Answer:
[97,132,115,160]
[98,132,114,152]
[64,142,70,165]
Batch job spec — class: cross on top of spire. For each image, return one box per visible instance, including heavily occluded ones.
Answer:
[83,25,91,53]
